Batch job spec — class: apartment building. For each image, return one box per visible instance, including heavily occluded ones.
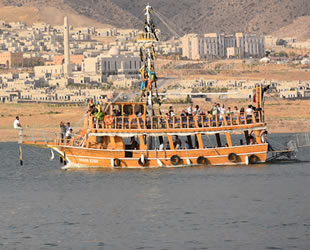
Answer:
[181,33,265,59]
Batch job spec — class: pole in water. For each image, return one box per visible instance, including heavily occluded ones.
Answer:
[63,151,67,165]
[19,144,23,166]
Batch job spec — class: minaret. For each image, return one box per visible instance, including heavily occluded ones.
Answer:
[63,16,72,76]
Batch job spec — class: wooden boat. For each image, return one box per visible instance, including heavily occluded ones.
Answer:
[20,86,268,169]
[19,5,269,169]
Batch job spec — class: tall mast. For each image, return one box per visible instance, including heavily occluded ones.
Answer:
[137,4,159,149]
[146,4,153,120]
[138,4,158,117]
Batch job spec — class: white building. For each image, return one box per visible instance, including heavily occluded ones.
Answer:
[82,46,141,79]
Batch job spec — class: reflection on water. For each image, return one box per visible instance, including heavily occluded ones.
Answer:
[0,133,310,249]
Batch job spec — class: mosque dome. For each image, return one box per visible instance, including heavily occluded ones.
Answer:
[108,46,120,56]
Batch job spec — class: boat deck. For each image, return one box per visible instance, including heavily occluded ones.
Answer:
[88,111,264,131]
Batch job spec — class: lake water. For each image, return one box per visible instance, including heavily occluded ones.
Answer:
[0,134,310,249]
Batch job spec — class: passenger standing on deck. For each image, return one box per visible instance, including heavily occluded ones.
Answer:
[159,141,165,150]
[59,121,66,142]
[65,128,73,143]
[187,103,193,116]
[194,105,201,116]
[233,106,239,116]
[66,122,72,139]
[168,106,176,117]
[246,105,254,121]
[184,141,190,149]
[130,137,139,150]
[212,103,218,116]
[174,135,182,149]
[227,107,233,115]
[219,104,226,119]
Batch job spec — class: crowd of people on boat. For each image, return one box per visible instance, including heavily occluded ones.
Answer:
[166,103,261,120]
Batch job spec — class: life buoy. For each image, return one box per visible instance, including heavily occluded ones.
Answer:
[113,158,121,167]
[170,155,181,165]
[228,153,238,162]
[104,115,114,126]
[197,156,207,165]
[138,158,147,166]
[249,154,259,164]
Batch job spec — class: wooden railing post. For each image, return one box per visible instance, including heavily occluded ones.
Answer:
[223,115,227,126]
[194,116,199,128]
[252,113,256,124]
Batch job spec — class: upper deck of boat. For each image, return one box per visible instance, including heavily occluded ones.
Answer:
[86,111,265,135]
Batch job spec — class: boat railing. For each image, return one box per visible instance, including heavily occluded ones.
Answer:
[18,128,60,144]
[19,128,86,147]
[87,111,264,130]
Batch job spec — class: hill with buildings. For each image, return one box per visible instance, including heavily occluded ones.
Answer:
[1,0,310,40]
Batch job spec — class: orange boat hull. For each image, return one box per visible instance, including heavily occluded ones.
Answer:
[52,144,268,169]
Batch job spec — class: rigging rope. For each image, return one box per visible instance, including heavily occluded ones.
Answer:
[152,9,181,38]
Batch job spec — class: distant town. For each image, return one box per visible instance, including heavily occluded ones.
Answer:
[1,18,310,104]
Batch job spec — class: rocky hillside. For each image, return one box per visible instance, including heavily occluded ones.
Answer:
[1,0,310,39]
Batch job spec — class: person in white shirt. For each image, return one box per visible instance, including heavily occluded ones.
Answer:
[233,106,240,115]
[13,116,22,129]
[159,142,165,150]
[66,122,72,134]
[246,105,253,117]
[187,103,193,116]
[193,105,201,116]
[219,104,226,119]
[246,105,254,123]
[65,128,73,143]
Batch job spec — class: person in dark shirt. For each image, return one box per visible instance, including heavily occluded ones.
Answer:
[174,135,182,149]
[59,121,66,143]
[130,137,139,150]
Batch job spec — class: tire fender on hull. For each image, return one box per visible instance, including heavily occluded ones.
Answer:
[197,156,208,165]
[112,158,121,167]
[249,154,259,164]
[170,155,181,165]
[228,153,238,162]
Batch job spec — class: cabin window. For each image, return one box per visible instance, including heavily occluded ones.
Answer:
[124,137,141,157]
[134,104,144,115]
[123,104,133,115]
[112,104,121,116]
